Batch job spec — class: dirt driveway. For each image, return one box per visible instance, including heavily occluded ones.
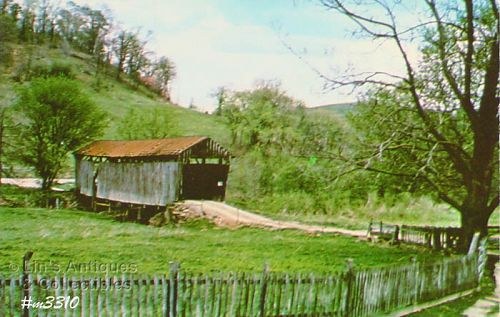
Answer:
[183,200,366,238]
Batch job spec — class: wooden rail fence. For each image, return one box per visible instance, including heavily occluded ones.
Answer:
[369,221,499,252]
[367,221,487,251]
[0,251,485,317]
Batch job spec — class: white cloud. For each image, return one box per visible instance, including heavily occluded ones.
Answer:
[71,0,422,111]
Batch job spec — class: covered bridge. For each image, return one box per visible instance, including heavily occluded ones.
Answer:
[74,136,230,208]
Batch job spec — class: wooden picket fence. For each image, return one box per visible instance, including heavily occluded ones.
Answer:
[0,251,485,317]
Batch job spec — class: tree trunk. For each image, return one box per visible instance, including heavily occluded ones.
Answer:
[0,109,5,186]
[41,177,53,191]
[459,204,491,252]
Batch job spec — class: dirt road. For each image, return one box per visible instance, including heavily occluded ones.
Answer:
[183,200,366,238]
[1,178,73,188]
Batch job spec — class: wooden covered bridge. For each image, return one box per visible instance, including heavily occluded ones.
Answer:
[74,136,230,213]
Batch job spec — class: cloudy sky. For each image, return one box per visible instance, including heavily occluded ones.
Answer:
[71,0,421,111]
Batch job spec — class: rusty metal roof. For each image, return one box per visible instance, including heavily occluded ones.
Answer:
[76,136,209,158]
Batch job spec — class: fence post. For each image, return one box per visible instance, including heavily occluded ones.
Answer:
[259,263,269,317]
[22,251,33,317]
[367,220,373,240]
[432,228,441,251]
[426,228,432,247]
[392,225,400,244]
[343,259,354,317]
[169,262,179,317]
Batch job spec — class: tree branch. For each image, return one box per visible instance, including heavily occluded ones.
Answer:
[487,195,499,215]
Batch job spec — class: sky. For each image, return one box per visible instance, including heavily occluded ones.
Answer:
[71,0,421,112]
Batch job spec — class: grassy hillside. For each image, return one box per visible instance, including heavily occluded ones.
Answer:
[0,206,444,274]
[308,102,356,116]
[0,44,229,143]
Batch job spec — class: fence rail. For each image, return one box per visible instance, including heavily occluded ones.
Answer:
[368,221,466,250]
[369,221,498,252]
[0,251,485,317]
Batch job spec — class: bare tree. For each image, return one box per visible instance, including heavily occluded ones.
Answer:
[113,30,134,80]
[126,33,150,81]
[152,56,176,101]
[320,0,499,249]
[1,0,12,15]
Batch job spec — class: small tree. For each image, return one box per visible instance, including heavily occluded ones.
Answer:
[14,77,107,190]
[211,86,227,116]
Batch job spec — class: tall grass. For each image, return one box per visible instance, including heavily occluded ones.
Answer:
[227,191,499,230]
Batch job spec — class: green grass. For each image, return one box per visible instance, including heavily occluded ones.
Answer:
[0,206,446,275]
[228,193,500,230]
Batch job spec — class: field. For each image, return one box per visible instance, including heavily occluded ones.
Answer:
[229,194,500,231]
[0,206,446,275]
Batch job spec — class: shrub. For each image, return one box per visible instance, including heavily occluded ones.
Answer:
[31,62,75,79]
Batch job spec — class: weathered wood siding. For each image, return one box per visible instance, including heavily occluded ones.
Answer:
[77,160,180,206]
[76,159,95,197]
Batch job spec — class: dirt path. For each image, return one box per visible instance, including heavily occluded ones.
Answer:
[1,178,73,188]
[183,200,366,238]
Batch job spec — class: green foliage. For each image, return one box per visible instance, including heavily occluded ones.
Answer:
[13,77,107,189]
[116,107,177,140]
[222,83,344,156]
[222,83,304,149]
[223,84,373,215]
[10,48,75,83]
[0,184,75,208]
[29,61,75,80]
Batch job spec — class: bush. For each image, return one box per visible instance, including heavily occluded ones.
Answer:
[0,185,77,208]
[31,61,75,79]
[14,61,75,82]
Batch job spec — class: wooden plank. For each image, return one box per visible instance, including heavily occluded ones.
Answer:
[194,274,203,316]
[203,274,211,317]
[248,274,257,317]
[0,275,5,317]
[229,272,239,316]
[162,275,167,317]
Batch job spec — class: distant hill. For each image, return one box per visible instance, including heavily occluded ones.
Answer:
[0,44,229,145]
[308,102,356,116]
[0,44,230,177]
